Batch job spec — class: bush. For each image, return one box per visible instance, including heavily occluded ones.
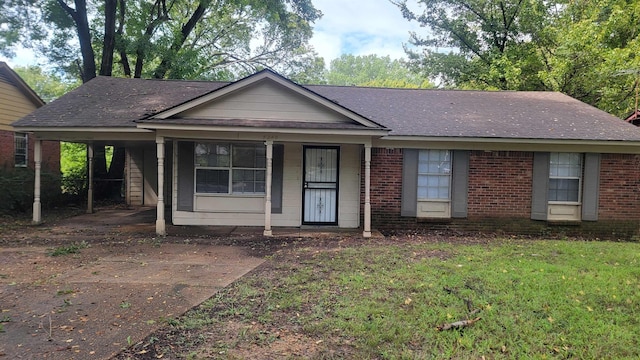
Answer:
[0,168,63,214]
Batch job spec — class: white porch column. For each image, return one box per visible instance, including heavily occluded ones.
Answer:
[363,144,372,238]
[32,139,42,224]
[263,140,273,236]
[87,143,94,214]
[156,136,166,236]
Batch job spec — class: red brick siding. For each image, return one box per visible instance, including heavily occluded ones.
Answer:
[0,130,12,167]
[598,154,640,220]
[0,129,60,173]
[366,148,640,239]
[467,151,533,218]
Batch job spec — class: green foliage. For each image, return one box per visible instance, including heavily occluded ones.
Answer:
[395,0,553,90]
[326,54,432,88]
[47,241,88,256]
[395,0,640,117]
[0,168,61,214]
[60,142,87,196]
[1,0,324,81]
[538,0,640,117]
[13,65,80,102]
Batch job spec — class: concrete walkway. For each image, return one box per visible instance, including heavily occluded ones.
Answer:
[0,243,264,359]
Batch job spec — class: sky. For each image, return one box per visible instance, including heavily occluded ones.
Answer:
[0,0,423,68]
[308,0,422,63]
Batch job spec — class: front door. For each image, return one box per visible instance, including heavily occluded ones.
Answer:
[303,146,339,225]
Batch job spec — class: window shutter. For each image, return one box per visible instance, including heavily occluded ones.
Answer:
[451,150,469,218]
[177,141,194,211]
[401,149,418,217]
[271,144,284,214]
[531,152,550,220]
[581,153,600,221]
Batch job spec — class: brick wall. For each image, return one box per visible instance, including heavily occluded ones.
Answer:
[0,130,12,167]
[367,148,640,239]
[0,129,60,173]
[467,151,533,218]
[598,154,640,220]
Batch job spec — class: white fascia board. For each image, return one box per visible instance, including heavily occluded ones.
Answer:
[12,127,152,133]
[150,71,383,129]
[377,136,640,153]
[138,122,389,137]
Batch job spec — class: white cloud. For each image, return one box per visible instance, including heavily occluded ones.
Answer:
[309,0,422,64]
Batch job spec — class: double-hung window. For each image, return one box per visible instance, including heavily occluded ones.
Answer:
[14,132,27,167]
[195,142,266,195]
[549,152,582,203]
[417,149,451,200]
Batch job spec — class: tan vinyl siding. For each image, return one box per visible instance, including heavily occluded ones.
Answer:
[338,144,361,228]
[180,81,354,124]
[0,78,38,131]
[127,148,144,206]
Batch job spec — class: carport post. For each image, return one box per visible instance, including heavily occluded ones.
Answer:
[156,136,166,236]
[32,139,42,224]
[363,143,372,238]
[87,143,94,214]
[263,140,273,236]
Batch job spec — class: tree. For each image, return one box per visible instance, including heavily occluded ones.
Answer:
[393,0,555,90]
[1,0,323,81]
[1,0,323,199]
[13,65,80,102]
[326,54,432,88]
[538,0,640,117]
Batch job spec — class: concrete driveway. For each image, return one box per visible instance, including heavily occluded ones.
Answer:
[0,242,264,359]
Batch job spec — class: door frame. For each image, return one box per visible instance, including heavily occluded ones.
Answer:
[302,145,340,225]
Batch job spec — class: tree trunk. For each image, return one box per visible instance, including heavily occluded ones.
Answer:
[116,0,132,77]
[100,0,117,76]
[57,0,97,82]
[153,0,210,79]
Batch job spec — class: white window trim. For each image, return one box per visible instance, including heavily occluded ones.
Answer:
[548,152,583,205]
[14,132,28,167]
[417,149,452,201]
[194,142,266,196]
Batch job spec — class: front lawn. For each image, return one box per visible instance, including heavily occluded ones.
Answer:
[120,236,640,359]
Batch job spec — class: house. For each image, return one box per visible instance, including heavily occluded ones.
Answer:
[0,62,59,172]
[12,70,640,238]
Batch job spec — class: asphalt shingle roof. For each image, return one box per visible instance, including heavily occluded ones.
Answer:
[13,75,640,142]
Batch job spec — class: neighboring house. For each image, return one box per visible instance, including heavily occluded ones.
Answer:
[12,70,640,238]
[0,62,59,172]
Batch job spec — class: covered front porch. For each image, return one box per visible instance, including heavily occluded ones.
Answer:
[29,133,379,238]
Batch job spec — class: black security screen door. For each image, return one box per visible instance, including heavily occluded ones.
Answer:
[303,146,339,225]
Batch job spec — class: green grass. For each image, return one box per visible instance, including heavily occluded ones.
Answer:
[142,239,640,359]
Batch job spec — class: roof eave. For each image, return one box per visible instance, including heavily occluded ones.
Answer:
[137,122,390,136]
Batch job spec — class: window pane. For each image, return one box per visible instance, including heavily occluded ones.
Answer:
[195,143,230,167]
[14,133,27,167]
[233,144,265,168]
[549,179,579,202]
[417,150,451,200]
[232,169,266,194]
[196,169,229,193]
